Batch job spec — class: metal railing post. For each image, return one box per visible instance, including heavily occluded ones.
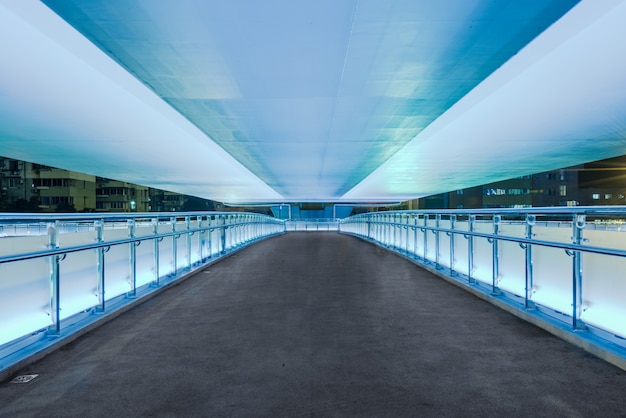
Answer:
[171,216,178,274]
[128,219,137,298]
[571,214,586,330]
[413,215,419,257]
[423,214,429,261]
[393,213,398,250]
[435,214,441,268]
[95,219,106,311]
[449,215,456,274]
[152,217,161,286]
[208,215,214,258]
[197,216,204,263]
[220,215,226,254]
[405,214,410,254]
[468,214,476,284]
[185,215,192,269]
[47,221,61,334]
[524,214,536,309]
[491,215,501,295]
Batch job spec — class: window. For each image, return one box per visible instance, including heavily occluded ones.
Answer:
[605,193,612,200]
[559,185,567,196]
[41,196,73,205]
[508,189,530,195]
[32,178,70,187]
[484,188,506,196]
[456,189,464,195]
[592,193,600,200]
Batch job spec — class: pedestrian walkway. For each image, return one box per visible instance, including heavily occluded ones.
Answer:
[1,232,625,417]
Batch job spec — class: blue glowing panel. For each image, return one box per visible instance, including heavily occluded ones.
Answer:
[41,0,579,200]
[344,1,626,201]
[0,1,282,203]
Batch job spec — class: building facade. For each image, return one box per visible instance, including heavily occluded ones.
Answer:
[29,164,97,212]
[411,157,626,210]
[0,157,191,212]
[1,160,96,212]
[95,178,149,212]
[148,189,186,212]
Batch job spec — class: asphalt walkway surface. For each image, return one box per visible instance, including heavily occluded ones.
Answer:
[1,232,626,417]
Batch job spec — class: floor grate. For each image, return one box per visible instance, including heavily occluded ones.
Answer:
[10,374,39,384]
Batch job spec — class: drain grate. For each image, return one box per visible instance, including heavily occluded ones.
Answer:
[10,374,39,384]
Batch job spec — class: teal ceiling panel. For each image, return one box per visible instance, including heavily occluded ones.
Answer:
[12,1,626,204]
[37,0,578,201]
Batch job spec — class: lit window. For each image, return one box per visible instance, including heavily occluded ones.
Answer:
[559,185,567,196]
[605,194,612,200]
[592,194,600,200]
[508,189,530,195]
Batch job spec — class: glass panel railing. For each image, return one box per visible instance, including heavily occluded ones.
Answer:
[0,212,284,370]
[580,228,626,338]
[497,222,526,298]
[340,207,626,352]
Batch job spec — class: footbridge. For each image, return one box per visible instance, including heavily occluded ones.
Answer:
[1,208,626,416]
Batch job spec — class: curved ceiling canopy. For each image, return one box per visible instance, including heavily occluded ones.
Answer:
[1,0,626,203]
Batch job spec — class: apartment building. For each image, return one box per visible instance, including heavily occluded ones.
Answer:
[1,157,169,212]
[95,177,149,212]
[1,160,96,212]
[28,163,97,212]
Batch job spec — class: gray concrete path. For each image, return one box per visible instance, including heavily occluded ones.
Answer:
[1,232,626,417]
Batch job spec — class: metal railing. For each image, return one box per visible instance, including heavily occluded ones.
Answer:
[284,218,340,231]
[340,207,626,352]
[0,212,284,372]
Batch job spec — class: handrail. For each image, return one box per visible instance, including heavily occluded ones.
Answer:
[348,221,626,258]
[0,211,285,375]
[349,206,626,216]
[339,207,626,360]
[0,211,262,222]
[0,223,261,264]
